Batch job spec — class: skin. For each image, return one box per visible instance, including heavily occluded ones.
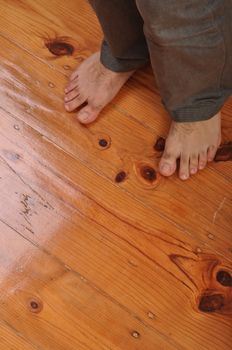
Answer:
[64,52,221,180]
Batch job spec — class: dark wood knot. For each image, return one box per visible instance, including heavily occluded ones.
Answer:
[216,270,232,287]
[154,137,166,152]
[95,134,111,150]
[115,171,127,183]
[140,166,157,182]
[198,293,225,313]
[99,139,108,148]
[28,297,43,313]
[134,161,159,188]
[45,37,74,56]
[214,142,232,162]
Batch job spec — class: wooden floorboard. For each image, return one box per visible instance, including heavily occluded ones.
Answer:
[0,34,231,261]
[0,1,231,349]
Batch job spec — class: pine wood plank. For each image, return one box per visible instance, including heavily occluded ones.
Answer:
[0,35,231,262]
[0,320,38,350]
[0,131,231,350]
[2,106,232,342]
[0,1,231,350]
[1,219,182,350]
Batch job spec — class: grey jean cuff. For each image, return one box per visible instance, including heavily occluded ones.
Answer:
[100,40,150,72]
[169,90,232,122]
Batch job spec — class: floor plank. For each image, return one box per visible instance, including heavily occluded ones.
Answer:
[0,108,231,350]
[0,320,38,350]
[0,35,231,261]
[0,220,183,350]
[0,1,231,349]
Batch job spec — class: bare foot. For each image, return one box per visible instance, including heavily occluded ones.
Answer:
[64,52,134,124]
[159,112,221,180]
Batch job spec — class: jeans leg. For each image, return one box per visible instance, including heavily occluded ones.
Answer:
[89,0,150,72]
[220,0,232,91]
[136,0,232,122]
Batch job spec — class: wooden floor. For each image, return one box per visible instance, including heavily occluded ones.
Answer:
[0,1,232,349]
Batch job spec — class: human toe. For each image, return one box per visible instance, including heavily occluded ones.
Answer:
[64,87,80,103]
[198,150,207,170]
[70,70,79,81]
[179,154,190,180]
[65,95,86,112]
[65,78,79,94]
[77,105,101,124]
[159,151,178,177]
[207,144,217,162]
[190,154,198,175]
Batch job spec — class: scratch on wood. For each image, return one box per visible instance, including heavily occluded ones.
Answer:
[0,155,54,210]
[21,224,35,234]
[212,197,226,224]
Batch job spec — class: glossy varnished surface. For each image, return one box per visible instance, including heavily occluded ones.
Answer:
[0,1,231,349]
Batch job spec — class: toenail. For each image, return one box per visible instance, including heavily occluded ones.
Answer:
[190,168,197,174]
[199,163,205,170]
[80,111,89,117]
[180,174,188,180]
[161,164,170,173]
[79,112,89,121]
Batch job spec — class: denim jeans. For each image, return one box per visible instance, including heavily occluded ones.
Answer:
[89,0,232,122]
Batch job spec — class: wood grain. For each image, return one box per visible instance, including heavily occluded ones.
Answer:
[0,1,231,349]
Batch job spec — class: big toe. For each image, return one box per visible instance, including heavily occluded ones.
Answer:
[159,151,178,177]
[77,105,101,124]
